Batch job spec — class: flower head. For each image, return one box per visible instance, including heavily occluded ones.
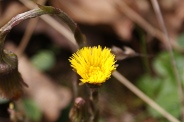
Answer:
[69,45,116,86]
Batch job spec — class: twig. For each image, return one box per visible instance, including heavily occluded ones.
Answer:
[112,71,180,122]
[151,0,184,121]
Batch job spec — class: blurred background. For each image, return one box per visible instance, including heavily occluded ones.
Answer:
[0,0,184,122]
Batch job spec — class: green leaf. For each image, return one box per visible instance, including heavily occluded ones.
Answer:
[174,53,184,86]
[138,51,184,119]
[153,52,174,78]
[22,99,42,121]
[31,50,55,71]
[177,34,184,48]
[148,79,181,118]
[137,74,162,98]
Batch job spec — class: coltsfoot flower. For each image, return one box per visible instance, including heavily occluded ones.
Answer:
[69,45,116,86]
[0,50,28,100]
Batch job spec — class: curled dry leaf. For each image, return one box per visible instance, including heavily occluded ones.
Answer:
[111,46,138,61]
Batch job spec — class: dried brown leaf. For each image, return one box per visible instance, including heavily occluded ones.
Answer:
[111,46,137,60]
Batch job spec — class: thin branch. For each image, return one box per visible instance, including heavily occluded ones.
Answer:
[151,0,184,121]
[113,71,180,122]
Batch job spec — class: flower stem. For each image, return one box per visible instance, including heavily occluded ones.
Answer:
[89,88,99,122]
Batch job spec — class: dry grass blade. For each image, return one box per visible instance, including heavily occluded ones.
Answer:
[113,71,180,122]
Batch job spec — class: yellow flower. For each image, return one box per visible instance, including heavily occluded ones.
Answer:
[69,45,116,85]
